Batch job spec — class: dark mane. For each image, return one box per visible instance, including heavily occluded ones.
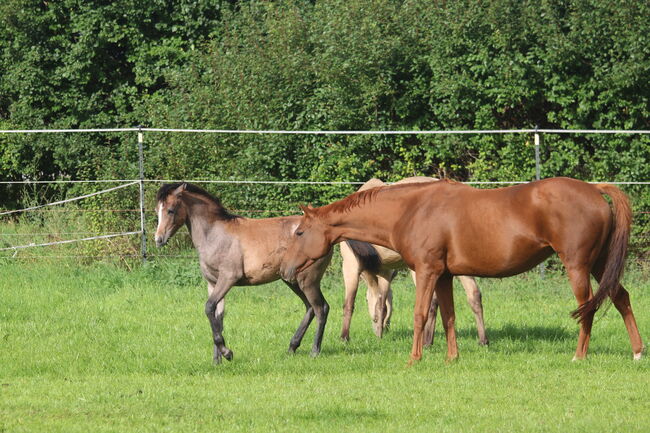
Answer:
[156,182,240,221]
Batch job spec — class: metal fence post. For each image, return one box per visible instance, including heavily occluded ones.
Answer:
[535,127,545,278]
[138,126,147,263]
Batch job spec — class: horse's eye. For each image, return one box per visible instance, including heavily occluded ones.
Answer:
[296,230,303,236]
[167,209,175,215]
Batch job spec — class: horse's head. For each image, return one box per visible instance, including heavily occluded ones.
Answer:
[281,204,333,281]
[154,183,189,247]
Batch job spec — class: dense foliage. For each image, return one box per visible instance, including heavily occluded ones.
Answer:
[1,0,649,257]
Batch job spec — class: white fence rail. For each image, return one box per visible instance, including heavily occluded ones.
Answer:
[1,127,649,262]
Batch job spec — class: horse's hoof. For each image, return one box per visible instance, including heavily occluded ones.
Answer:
[478,339,489,347]
[223,349,234,361]
[445,355,459,364]
[310,350,320,358]
[340,335,350,343]
[407,355,421,367]
[633,351,643,361]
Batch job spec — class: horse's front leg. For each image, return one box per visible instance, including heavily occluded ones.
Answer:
[435,274,458,362]
[409,264,442,365]
[206,278,237,364]
[417,269,438,347]
[283,281,315,353]
[368,270,393,338]
[340,261,361,342]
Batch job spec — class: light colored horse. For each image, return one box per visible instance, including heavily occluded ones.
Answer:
[340,177,488,346]
[154,182,332,363]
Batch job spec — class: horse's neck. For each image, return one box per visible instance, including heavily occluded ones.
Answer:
[183,198,228,249]
[321,198,401,250]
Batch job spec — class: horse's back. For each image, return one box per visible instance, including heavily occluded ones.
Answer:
[399,178,614,277]
[217,215,302,285]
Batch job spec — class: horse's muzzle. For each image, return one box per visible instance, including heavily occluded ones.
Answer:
[155,235,168,248]
[281,259,316,281]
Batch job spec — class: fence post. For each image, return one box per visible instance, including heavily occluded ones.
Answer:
[138,126,147,263]
[535,127,545,278]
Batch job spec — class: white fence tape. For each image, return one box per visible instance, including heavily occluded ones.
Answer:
[0,181,138,216]
[0,231,142,252]
[0,127,648,258]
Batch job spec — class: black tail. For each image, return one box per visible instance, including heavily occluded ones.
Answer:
[346,240,382,273]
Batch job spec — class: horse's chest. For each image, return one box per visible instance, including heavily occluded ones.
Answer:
[197,243,244,284]
[199,260,220,284]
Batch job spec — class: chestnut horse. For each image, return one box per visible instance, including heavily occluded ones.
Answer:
[340,177,488,346]
[155,183,332,363]
[281,177,643,363]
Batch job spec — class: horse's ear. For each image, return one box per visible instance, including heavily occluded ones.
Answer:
[173,183,187,196]
[299,204,314,217]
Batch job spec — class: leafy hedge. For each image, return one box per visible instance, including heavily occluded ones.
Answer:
[1,0,649,259]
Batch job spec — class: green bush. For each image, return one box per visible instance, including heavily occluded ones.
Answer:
[1,0,648,260]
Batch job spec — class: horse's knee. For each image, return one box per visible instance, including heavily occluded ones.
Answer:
[204,299,218,317]
[414,313,427,330]
[469,292,483,313]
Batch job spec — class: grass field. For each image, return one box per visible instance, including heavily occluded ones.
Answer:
[1,258,649,432]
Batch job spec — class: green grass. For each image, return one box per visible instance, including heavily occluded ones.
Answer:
[1,259,649,432]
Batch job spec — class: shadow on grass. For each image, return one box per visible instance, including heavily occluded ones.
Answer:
[386,323,574,344]
[484,324,574,342]
[295,408,386,423]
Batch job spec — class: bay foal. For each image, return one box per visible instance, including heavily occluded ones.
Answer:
[155,183,332,363]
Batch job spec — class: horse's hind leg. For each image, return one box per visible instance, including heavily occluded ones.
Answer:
[284,281,315,353]
[457,276,489,346]
[591,262,644,360]
[564,266,595,360]
[610,287,644,360]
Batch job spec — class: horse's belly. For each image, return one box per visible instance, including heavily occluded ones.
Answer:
[241,262,281,285]
[447,238,552,278]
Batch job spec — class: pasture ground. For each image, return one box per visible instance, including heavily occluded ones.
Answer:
[1,258,649,432]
